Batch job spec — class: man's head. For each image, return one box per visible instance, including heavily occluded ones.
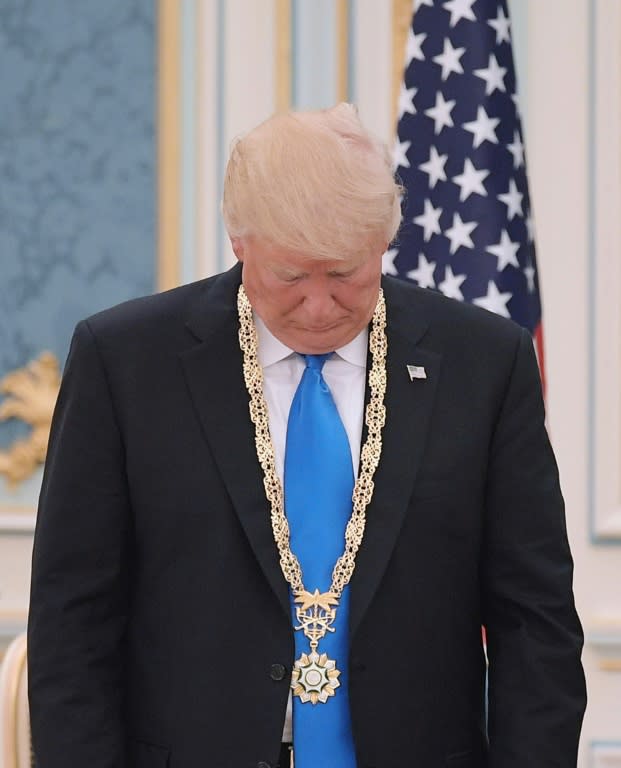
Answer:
[223,103,401,353]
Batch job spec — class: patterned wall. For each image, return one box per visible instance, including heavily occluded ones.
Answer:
[0,1,156,494]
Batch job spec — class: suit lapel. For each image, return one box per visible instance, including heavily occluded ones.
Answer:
[179,265,290,618]
[349,278,442,638]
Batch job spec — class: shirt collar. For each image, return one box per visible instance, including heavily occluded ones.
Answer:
[255,314,368,369]
[255,315,294,368]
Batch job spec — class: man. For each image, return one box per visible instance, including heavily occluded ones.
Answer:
[28,104,586,767]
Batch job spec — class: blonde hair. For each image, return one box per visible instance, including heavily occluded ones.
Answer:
[222,103,402,261]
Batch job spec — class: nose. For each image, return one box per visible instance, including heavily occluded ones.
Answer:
[304,279,336,318]
[302,284,338,325]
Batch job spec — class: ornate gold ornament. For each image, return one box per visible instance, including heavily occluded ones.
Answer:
[237,285,387,704]
[0,353,60,488]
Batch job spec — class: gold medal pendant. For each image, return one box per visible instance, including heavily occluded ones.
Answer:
[290,589,341,705]
[292,648,340,704]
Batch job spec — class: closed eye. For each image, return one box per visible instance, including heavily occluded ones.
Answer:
[328,268,357,279]
[271,268,306,283]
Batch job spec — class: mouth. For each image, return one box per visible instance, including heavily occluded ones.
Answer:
[293,319,348,333]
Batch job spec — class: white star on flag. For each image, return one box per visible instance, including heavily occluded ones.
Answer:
[398,84,417,119]
[452,158,489,202]
[407,253,437,288]
[443,0,477,28]
[473,280,512,317]
[419,145,448,188]
[523,263,536,293]
[439,265,467,300]
[474,53,507,95]
[393,139,412,170]
[507,129,524,169]
[432,37,466,81]
[416,0,434,7]
[444,212,477,254]
[498,178,524,220]
[463,106,500,149]
[382,248,399,276]
[488,6,511,45]
[526,213,535,242]
[414,199,443,241]
[405,29,427,65]
[486,229,520,271]
[424,91,456,135]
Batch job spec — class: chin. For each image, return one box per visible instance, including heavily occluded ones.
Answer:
[290,328,354,354]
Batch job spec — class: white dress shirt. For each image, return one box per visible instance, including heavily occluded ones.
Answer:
[255,315,368,742]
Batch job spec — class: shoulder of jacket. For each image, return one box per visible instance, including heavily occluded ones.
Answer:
[81,274,219,341]
[382,274,524,349]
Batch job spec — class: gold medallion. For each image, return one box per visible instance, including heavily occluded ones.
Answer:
[292,650,340,704]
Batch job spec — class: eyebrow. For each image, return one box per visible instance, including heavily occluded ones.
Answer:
[327,265,358,277]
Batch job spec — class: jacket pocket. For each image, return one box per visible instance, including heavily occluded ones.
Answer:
[130,739,171,768]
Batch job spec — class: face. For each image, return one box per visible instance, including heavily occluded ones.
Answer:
[233,237,384,354]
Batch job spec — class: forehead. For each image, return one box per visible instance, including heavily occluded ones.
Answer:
[256,242,370,273]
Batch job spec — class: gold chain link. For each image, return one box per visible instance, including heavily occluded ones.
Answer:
[237,285,387,598]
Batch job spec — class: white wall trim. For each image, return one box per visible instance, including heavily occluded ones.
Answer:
[0,515,36,535]
[0,613,27,655]
[589,0,621,542]
[352,0,393,144]
[591,743,621,768]
[196,0,220,280]
[586,619,621,672]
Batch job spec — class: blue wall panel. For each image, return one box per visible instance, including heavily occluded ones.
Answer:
[0,1,156,467]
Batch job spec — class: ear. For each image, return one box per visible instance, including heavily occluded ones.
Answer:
[230,237,244,262]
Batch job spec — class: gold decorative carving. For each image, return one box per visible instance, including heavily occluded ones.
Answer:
[392,0,414,125]
[0,353,60,488]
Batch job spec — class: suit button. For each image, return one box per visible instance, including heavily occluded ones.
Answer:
[257,762,272,768]
[270,663,287,681]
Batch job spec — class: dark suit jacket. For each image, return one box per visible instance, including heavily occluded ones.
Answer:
[28,263,586,768]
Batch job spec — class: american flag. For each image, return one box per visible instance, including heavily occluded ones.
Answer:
[385,0,545,386]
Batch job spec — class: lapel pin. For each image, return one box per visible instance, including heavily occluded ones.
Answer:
[407,364,427,381]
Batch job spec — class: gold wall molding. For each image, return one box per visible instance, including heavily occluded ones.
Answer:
[158,0,182,290]
[0,353,60,489]
[392,0,414,125]
[275,0,292,111]
[599,659,621,672]
[336,0,350,103]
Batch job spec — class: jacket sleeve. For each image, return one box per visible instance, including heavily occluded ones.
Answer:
[28,319,131,768]
[482,327,586,766]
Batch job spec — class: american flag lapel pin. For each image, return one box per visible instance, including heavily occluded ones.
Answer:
[407,364,427,381]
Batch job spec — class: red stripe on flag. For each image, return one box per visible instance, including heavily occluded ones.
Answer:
[533,323,546,397]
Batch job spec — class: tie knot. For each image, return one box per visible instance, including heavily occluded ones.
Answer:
[303,353,332,372]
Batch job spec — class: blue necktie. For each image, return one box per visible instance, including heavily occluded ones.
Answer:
[284,354,357,768]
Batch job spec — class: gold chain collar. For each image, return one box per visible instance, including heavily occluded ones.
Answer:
[237,284,388,598]
[238,284,388,704]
